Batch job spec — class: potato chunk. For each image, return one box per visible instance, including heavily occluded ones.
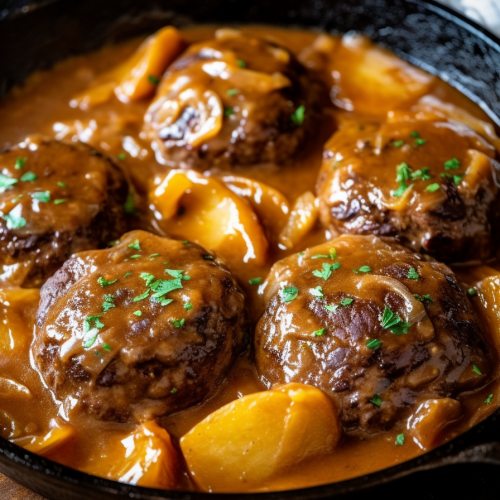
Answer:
[15,425,76,460]
[180,383,341,492]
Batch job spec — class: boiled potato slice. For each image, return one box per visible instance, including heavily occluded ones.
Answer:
[408,398,461,449]
[180,383,341,492]
[16,425,76,459]
[150,170,269,265]
[71,26,185,108]
[330,35,434,116]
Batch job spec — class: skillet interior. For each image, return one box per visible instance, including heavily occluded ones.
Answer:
[0,0,500,498]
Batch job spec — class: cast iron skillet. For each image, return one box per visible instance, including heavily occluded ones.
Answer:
[1,0,500,498]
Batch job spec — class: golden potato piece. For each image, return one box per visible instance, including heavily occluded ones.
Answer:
[150,170,269,265]
[71,26,185,108]
[330,35,434,116]
[16,425,76,459]
[408,398,461,449]
[180,383,341,492]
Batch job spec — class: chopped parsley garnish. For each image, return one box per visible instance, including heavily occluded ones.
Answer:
[160,298,174,307]
[393,140,404,147]
[369,394,382,407]
[248,277,262,285]
[311,254,330,259]
[340,298,354,306]
[148,75,160,85]
[468,287,477,297]
[366,338,382,350]
[123,192,135,214]
[166,269,190,280]
[281,286,299,303]
[441,173,464,185]
[133,290,150,302]
[171,388,178,394]
[3,212,26,229]
[184,302,193,310]
[139,272,184,302]
[128,239,141,250]
[149,253,160,258]
[291,105,305,126]
[410,131,420,138]
[224,107,233,116]
[425,183,440,192]
[414,293,434,304]
[395,434,405,446]
[227,88,239,96]
[380,306,411,335]
[172,318,185,327]
[102,294,115,312]
[310,286,324,298]
[117,153,127,161]
[485,394,493,404]
[182,241,190,245]
[313,262,340,280]
[473,365,482,375]
[415,138,427,146]
[83,315,104,333]
[324,304,338,313]
[97,276,118,288]
[444,158,461,170]
[203,254,214,260]
[0,174,18,189]
[237,59,246,68]
[57,181,67,188]
[102,343,111,352]
[15,157,27,170]
[411,167,432,181]
[353,265,371,274]
[129,254,141,259]
[31,191,51,203]
[133,310,142,316]
[393,162,413,197]
[20,172,37,182]
[124,272,131,278]
[407,268,419,280]
[311,328,326,337]
[54,199,67,205]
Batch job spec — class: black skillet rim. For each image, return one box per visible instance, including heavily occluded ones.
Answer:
[1,0,500,498]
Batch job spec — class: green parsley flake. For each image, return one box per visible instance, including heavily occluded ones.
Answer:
[415,138,427,146]
[0,174,18,189]
[312,328,326,337]
[83,315,104,341]
[441,172,464,185]
[3,212,26,229]
[370,394,382,407]
[203,255,214,260]
[150,253,160,258]
[407,268,419,280]
[281,286,298,303]
[224,107,233,117]
[353,266,371,274]
[248,277,262,285]
[366,338,382,350]
[324,304,338,313]
[124,272,131,278]
[54,199,67,205]
[393,140,404,147]
[237,59,246,68]
[133,310,142,316]
[148,75,160,85]
[311,254,330,259]
[102,343,112,352]
[468,287,477,297]
[166,269,190,280]
[425,183,440,192]
[380,306,411,335]
[485,394,493,404]
[123,192,135,214]
[393,162,413,197]
[171,388,178,394]
[411,167,432,181]
[160,298,174,307]
[102,294,115,312]
[20,172,37,182]
[133,290,150,302]
[444,158,461,170]
[410,131,420,138]
[473,365,483,375]
[395,434,405,446]
[313,262,341,280]
[57,181,67,188]
[227,88,239,96]
[340,298,354,306]
[15,157,27,170]
[310,286,324,298]
[117,153,127,161]
[129,254,141,259]
[31,191,51,203]
[414,293,434,304]
[128,239,141,251]
[97,276,118,288]
[184,302,193,310]
[291,105,306,126]
[182,241,190,245]
[172,318,185,328]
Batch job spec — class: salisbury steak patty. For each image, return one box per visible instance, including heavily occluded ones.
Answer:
[33,230,248,422]
[316,112,500,263]
[144,28,322,169]
[255,235,490,433]
[0,139,128,287]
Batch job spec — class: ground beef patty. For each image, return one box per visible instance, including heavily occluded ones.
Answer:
[254,235,491,433]
[144,28,323,169]
[0,138,128,287]
[316,112,500,263]
[33,230,248,422]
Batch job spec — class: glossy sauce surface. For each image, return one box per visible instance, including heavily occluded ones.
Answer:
[0,25,500,493]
